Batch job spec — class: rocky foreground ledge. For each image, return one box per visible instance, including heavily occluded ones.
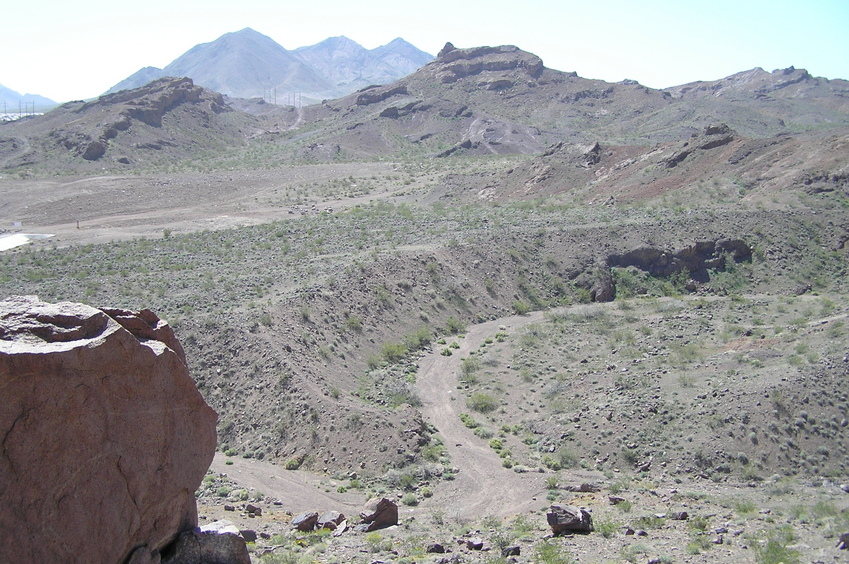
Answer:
[0,296,224,564]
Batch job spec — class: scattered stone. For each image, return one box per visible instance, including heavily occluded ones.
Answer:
[608,496,626,505]
[502,546,521,557]
[670,511,689,520]
[332,520,348,537]
[466,537,484,550]
[224,505,236,512]
[547,504,594,535]
[426,543,447,553]
[837,532,849,550]
[291,511,319,532]
[565,483,601,493]
[245,504,262,516]
[239,529,257,543]
[317,511,346,530]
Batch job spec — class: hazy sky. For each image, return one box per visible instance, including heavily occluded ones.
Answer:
[4,0,848,103]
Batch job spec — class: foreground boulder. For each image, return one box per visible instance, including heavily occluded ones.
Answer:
[0,296,217,564]
[547,504,594,535]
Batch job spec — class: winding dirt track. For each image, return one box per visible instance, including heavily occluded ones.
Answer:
[415,311,550,520]
[207,307,610,519]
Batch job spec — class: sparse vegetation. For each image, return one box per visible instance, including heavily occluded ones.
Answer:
[4,43,849,564]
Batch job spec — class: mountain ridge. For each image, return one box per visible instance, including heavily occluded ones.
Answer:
[105,28,434,103]
[0,83,57,112]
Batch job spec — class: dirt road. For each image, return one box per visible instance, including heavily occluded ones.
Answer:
[415,311,551,520]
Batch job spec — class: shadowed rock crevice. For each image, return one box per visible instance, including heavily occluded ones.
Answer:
[572,239,753,301]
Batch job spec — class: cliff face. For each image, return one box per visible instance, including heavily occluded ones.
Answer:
[0,296,217,564]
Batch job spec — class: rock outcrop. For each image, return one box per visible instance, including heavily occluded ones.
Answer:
[65,77,229,161]
[431,43,544,84]
[0,296,217,564]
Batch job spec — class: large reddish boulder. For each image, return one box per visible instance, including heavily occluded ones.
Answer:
[0,296,217,564]
[356,497,399,532]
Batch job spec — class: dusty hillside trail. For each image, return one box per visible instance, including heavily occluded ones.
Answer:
[208,452,364,514]
[415,308,602,520]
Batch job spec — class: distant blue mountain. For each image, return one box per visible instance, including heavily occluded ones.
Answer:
[0,84,57,112]
[106,28,433,103]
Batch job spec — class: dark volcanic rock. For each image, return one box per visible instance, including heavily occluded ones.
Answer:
[0,296,217,564]
[291,511,319,531]
[159,530,250,564]
[357,497,398,531]
[547,504,594,535]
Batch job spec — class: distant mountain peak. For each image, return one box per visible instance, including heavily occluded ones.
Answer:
[106,30,433,103]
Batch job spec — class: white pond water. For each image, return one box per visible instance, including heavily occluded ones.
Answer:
[0,233,54,251]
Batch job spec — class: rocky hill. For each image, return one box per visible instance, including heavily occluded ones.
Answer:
[0,77,260,172]
[5,42,849,176]
[107,28,433,104]
[284,43,849,160]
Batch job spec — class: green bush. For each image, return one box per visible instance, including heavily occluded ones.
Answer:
[467,392,498,413]
[445,316,466,334]
[380,341,409,363]
[345,315,363,332]
[403,326,432,351]
[285,457,302,470]
[459,413,479,428]
[512,300,531,315]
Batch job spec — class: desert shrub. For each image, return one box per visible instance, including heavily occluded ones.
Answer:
[365,532,384,553]
[401,492,418,506]
[753,525,800,564]
[380,341,408,363]
[459,413,479,428]
[473,426,493,439]
[534,539,575,564]
[459,356,480,383]
[345,315,363,332]
[595,517,620,539]
[445,316,466,334]
[284,457,302,470]
[633,515,666,529]
[422,442,445,462]
[512,300,531,315]
[467,392,498,413]
[403,326,432,351]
